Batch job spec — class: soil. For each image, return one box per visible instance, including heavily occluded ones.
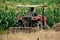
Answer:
[52,23,60,31]
[0,30,60,40]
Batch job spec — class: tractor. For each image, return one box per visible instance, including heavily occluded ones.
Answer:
[9,5,49,33]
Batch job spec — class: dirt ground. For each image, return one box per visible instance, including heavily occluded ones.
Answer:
[0,30,60,40]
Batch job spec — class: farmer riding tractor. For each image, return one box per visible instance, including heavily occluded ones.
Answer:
[9,5,50,33]
[17,5,50,30]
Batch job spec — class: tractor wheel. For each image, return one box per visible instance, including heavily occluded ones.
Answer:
[37,21,43,30]
[44,25,50,30]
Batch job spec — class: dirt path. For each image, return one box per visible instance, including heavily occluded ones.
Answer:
[0,30,60,40]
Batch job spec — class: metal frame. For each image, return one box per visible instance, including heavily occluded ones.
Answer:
[8,27,40,33]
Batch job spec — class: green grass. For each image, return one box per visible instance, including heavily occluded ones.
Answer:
[0,30,8,34]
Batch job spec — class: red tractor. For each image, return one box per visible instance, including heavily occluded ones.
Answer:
[9,5,49,33]
[17,5,46,27]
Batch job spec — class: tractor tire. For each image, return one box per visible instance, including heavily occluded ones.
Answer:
[37,21,43,30]
[44,25,50,30]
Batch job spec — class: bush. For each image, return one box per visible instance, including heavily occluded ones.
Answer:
[0,9,17,30]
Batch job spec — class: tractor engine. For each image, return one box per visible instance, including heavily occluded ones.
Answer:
[17,15,46,28]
